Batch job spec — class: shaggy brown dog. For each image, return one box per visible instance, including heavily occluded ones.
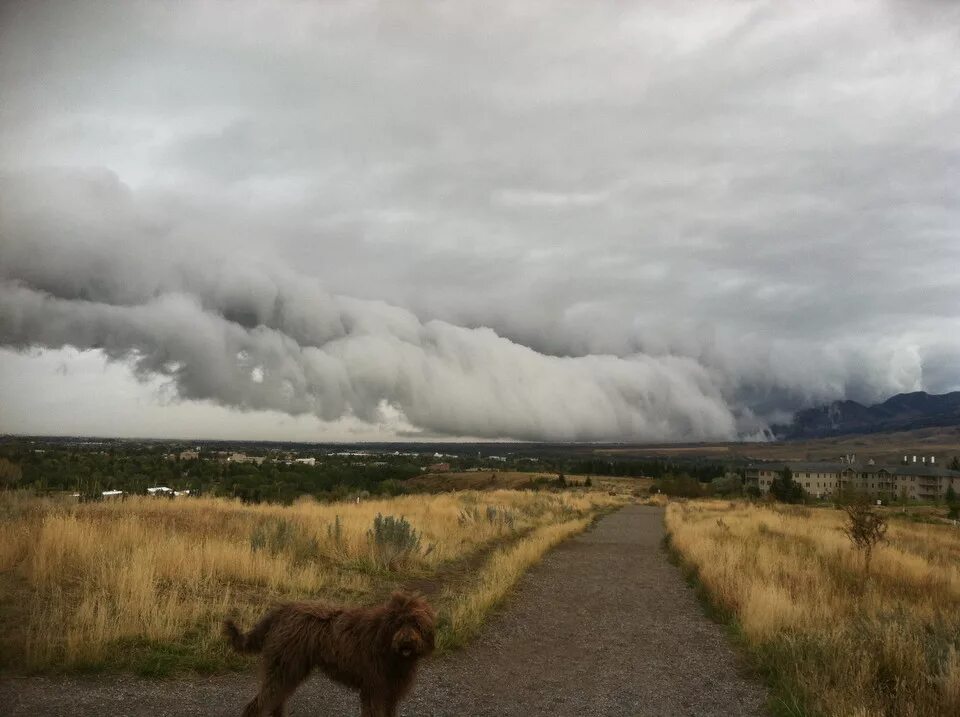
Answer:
[225,592,435,717]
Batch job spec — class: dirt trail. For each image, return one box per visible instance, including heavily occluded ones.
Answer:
[2,505,767,716]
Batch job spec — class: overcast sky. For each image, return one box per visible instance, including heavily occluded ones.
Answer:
[1,1,959,442]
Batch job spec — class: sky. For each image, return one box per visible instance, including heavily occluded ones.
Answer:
[1,0,959,442]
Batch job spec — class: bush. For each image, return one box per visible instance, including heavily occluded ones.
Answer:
[770,467,806,504]
[842,498,888,574]
[377,479,406,497]
[658,474,704,498]
[327,515,345,551]
[250,516,318,565]
[458,505,516,531]
[710,473,742,497]
[485,505,516,530]
[0,458,22,489]
[367,513,421,569]
[946,486,959,520]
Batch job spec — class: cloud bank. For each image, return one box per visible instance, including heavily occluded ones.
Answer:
[0,169,736,441]
[1,1,959,441]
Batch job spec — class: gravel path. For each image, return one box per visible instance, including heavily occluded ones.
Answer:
[2,505,767,716]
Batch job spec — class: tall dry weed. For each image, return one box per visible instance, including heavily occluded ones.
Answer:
[666,501,960,716]
[0,489,620,672]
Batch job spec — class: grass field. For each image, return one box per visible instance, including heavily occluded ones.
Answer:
[406,470,652,494]
[0,489,622,675]
[666,500,960,716]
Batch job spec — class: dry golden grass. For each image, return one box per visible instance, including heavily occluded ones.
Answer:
[666,500,960,716]
[438,516,591,649]
[0,489,621,674]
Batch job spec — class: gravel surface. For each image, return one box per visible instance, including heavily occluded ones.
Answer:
[2,505,767,716]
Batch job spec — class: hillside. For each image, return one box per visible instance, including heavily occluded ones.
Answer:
[593,425,960,464]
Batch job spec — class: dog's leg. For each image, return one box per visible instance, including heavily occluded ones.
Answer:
[359,692,373,717]
[360,694,397,717]
[241,693,266,717]
[383,695,400,717]
[241,683,295,717]
[242,671,303,717]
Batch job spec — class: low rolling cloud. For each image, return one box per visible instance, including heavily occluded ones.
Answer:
[1,1,959,441]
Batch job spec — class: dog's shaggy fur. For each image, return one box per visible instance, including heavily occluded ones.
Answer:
[224,592,435,717]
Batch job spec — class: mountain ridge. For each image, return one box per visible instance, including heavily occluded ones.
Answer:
[774,391,960,440]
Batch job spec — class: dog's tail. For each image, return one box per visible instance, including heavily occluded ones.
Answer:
[223,610,277,654]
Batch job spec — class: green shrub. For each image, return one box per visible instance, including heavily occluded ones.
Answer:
[456,504,516,531]
[377,479,406,497]
[368,513,421,569]
[327,515,346,551]
[250,516,318,565]
[710,473,743,497]
[658,474,704,497]
[485,505,516,530]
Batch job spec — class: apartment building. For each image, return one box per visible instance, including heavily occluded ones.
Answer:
[746,457,960,501]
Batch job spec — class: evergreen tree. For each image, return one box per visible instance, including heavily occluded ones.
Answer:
[769,466,805,504]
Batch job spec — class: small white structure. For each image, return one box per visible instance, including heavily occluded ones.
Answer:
[147,486,174,495]
[101,490,124,500]
[294,457,317,466]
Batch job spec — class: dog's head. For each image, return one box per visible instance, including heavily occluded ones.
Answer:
[385,592,435,661]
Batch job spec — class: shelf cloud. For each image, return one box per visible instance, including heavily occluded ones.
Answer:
[1,1,959,441]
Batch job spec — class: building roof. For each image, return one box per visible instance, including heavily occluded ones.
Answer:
[748,462,849,473]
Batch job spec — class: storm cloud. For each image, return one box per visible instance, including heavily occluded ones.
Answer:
[1,1,959,441]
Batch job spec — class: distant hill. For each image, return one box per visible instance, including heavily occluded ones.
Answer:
[774,391,960,440]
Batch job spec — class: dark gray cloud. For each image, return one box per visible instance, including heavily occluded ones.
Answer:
[1,1,959,440]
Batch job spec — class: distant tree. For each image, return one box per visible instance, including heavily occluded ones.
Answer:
[658,473,703,498]
[842,497,888,575]
[710,472,742,497]
[0,458,22,489]
[769,466,805,504]
[946,485,959,520]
